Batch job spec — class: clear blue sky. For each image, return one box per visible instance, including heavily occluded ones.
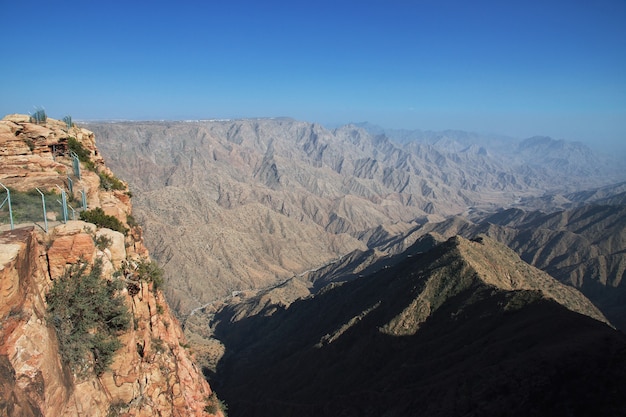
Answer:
[1,0,624,148]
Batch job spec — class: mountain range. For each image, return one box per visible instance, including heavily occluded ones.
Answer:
[83,118,626,416]
[4,112,625,416]
[86,119,625,316]
[77,119,626,416]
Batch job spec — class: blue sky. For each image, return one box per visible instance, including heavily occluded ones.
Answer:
[1,0,624,148]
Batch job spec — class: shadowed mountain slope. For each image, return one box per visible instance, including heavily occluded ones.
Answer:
[211,236,625,417]
[404,204,626,330]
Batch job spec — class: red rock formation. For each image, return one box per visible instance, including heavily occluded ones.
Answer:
[0,115,223,416]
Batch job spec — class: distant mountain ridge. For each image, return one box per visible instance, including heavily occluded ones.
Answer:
[373,203,626,331]
[357,123,624,182]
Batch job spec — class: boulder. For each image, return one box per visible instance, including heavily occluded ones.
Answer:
[96,228,126,268]
[47,231,95,279]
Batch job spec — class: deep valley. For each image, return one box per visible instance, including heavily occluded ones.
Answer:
[85,119,626,416]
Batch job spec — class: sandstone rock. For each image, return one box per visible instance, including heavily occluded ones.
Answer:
[47,232,95,279]
[2,114,31,123]
[96,228,126,268]
[20,123,54,141]
[51,220,96,237]
[0,121,16,136]
[0,127,30,156]
[0,228,70,417]
[0,235,29,318]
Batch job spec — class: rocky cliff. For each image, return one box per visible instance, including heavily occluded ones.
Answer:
[0,114,223,417]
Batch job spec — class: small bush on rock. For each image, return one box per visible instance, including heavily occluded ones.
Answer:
[135,259,164,291]
[47,258,130,376]
[98,171,126,191]
[80,207,128,234]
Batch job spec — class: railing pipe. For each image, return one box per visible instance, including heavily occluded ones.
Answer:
[56,185,68,224]
[36,188,48,233]
[0,183,14,230]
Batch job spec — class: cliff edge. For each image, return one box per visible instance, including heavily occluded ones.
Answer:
[0,114,224,416]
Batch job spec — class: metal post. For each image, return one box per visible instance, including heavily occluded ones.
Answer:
[36,188,48,233]
[69,204,76,221]
[67,176,74,194]
[0,183,14,230]
[56,185,68,224]
[80,189,87,210]
[62,192,68,223]
[71,151,81,179]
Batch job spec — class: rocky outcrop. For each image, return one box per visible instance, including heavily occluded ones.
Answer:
[0,115,222,417]
[0,115,98,200]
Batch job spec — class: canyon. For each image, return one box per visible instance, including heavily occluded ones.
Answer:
[85,119,626,415]
[2,114,625,416]
[87,119,625,316]
[212,235,626,416]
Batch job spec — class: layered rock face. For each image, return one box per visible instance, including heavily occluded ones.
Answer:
[0,115,222,417]
[1,114,100,206]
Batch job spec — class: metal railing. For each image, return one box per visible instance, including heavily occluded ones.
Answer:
[0,182,88,234]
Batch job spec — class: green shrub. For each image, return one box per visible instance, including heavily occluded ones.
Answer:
[98,171,126,191]
[47,258,131,376]
[151,337,166,354]
[67,137,96,171]
[126,214,138,228]
[95,234,112,250]
[204,393,228,416]
[107,401,128,417]
[80,207,128,234]
[135,259,164,291]
[67,137,90,160]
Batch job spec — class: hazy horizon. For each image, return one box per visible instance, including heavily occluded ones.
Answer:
[1,0,624,151]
